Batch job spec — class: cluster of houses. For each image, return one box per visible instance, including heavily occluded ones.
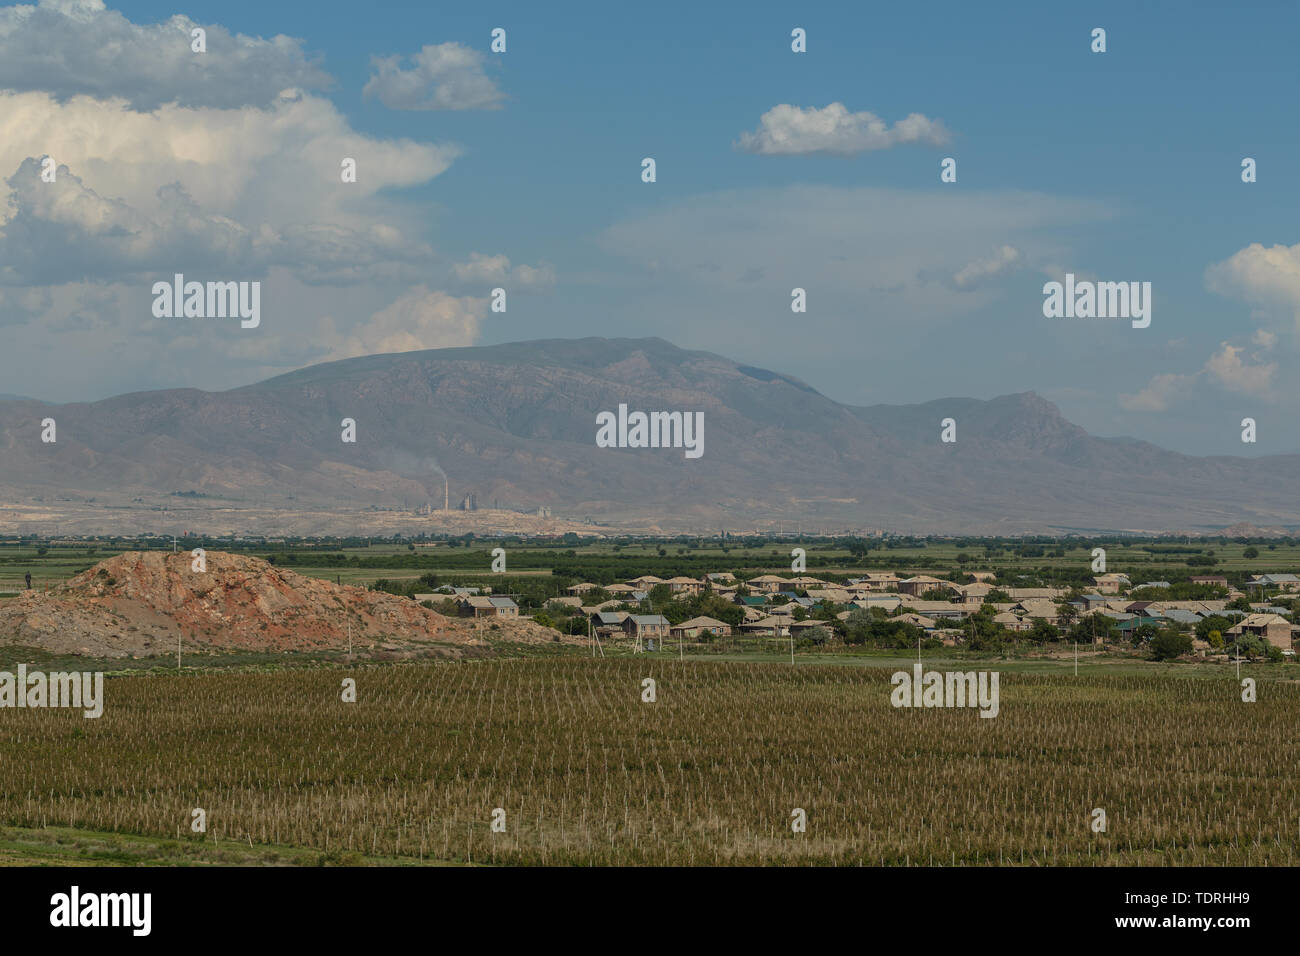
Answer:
[411,569,1300,652]
[415,586,521,619]
[543,570,1300,652]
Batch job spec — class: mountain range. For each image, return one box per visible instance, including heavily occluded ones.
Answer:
[1,336,1296,534]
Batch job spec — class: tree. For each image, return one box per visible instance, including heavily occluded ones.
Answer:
[1150,630,1192,660]
[799,625,831,647]
[560,614,589,636]
[842,607,918,649]
[845,538,871,560]
[1131,622,1158,647]
[639,591,746,630]
[1243,546,1260,559]
[1195,614,1234,642]
[964,604,1008,651]
[1028,619,1059,644]
[1232,634,1268,660]
[1055,601,1078,627]
[892,622,922,650]
[1071,613,1118,644]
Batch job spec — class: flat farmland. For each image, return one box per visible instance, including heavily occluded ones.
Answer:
[4,659,1298,865]
[5,537,1300,594]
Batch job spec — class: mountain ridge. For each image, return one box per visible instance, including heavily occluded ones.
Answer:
[1,337,1296,534]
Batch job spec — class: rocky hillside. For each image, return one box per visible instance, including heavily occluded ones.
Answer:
[0,551,567,658]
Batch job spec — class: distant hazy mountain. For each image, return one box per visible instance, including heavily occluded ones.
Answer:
[1,337,1296,533]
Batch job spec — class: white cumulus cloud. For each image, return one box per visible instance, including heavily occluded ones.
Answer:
[364,42,503,111]
[450,252,555,289]
[0,90,458,287]
[1119,372,1195,412]
[0,0,331,110]
[736,103,950,156]
[952,245,1021,289]
[1206,241,1300,333]
[1204,341,1275,398]
[319,288,488,360]
[1120,332,1278,411]
[0,5,522,400]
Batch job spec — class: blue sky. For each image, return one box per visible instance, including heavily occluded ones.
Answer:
[2,0,1298,456]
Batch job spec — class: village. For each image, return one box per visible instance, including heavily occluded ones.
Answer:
[417,567,1300,657]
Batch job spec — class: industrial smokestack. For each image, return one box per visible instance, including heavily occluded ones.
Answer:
[427,461,449,511]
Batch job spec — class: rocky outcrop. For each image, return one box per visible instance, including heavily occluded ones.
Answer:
[0,551,569,658]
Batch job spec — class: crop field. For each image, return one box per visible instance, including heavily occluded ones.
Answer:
[5,659,1299,865]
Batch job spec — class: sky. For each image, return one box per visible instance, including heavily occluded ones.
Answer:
[1,0,1298,456]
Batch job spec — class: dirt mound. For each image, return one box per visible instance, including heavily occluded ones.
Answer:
[0,551,569,658]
